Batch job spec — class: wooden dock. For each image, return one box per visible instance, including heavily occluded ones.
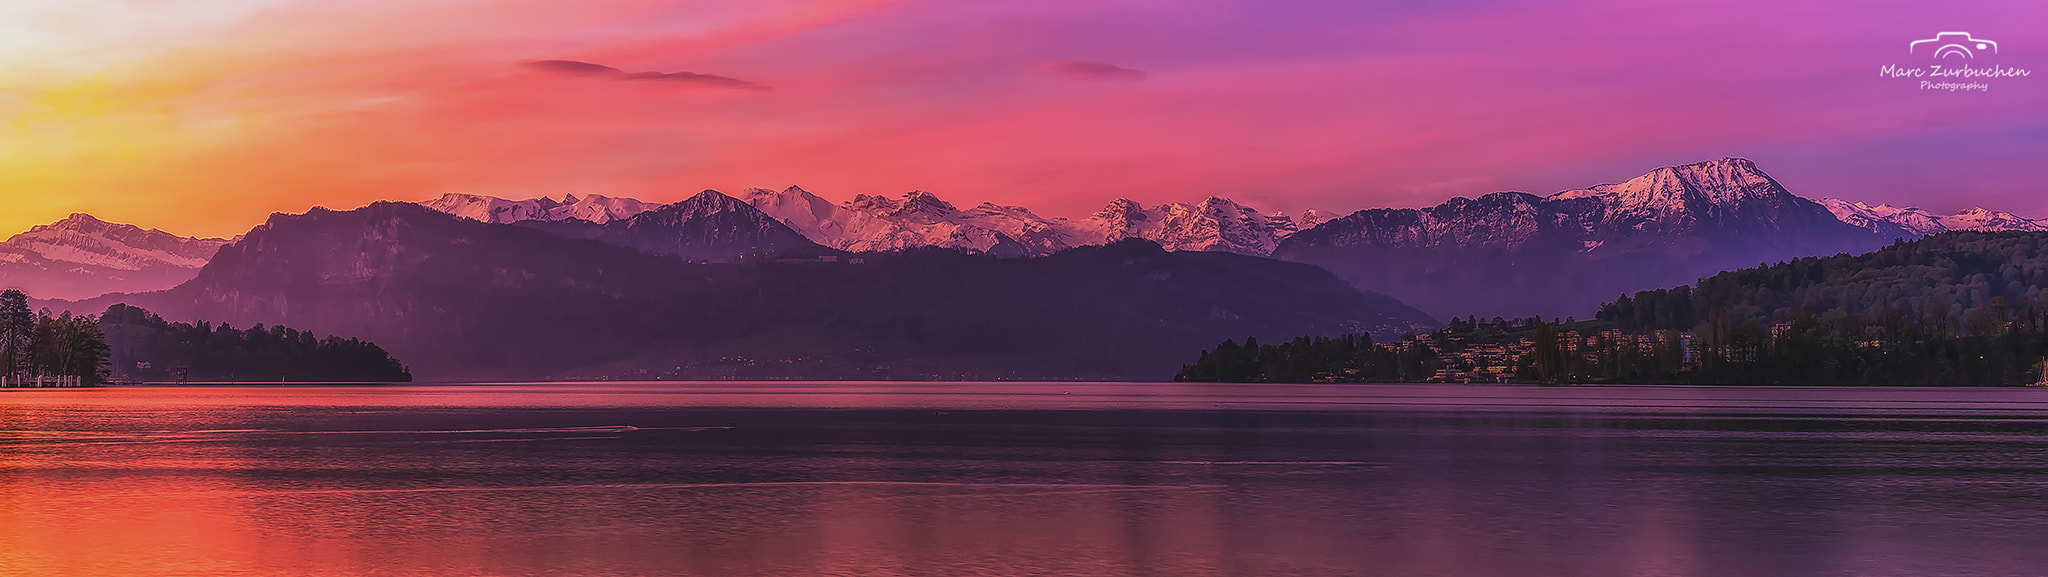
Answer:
[0,375,87,388]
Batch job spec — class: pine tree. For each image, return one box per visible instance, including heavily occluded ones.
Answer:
[0,289,33,381]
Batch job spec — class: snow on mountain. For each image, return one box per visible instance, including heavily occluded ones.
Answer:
[423,186,1335,258]
[1820,199,2047,238]
[422,193,660,224]
[83,201,1436,380]
[1298,209,1333,230]
[844,190,1075,256]
[745,186,1322,257]
[1548,157,1829,239]
[520,190,829,260]
[1273,157,1883,319]
[1076,197,1299,255]
[1818,199,1947,238]
[0,214,231,301]
[1943,207,2048,232]
[745,186,1058,256]
[741,186,853,243]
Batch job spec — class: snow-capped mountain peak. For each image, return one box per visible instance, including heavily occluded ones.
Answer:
[1071,196,1301,256]
[421,193,556,223]
[422,192,660,224]
[1552,157,1791,215]
[2,213,228,271]
[1943,207,2048,231]
[1298,208,1332,230]
[1819,199,1946,237]
[0,213,232,301]
[547,194,662,224]
[746,188,1317,257]
[844,190,963,222]
[658,189,760,218]
[1090,199,1148,238]
[782,189,1063,255]
[1820,198,2047,237]
[741,186,848,240]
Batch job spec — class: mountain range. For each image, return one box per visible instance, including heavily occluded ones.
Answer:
[740,186,1325,257]
[411,184,2048,260]
[1817,199,2048,239]
[11,156,2045,377]
[73,202,1433,380]
[422,192,661,224]
[422,185,1324,258]
[512,190,833,260]
[1275,158,1888,319]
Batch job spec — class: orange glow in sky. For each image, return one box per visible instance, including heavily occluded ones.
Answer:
[2,0,2044,238]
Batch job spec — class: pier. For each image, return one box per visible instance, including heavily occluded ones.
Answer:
[0,375,86,388]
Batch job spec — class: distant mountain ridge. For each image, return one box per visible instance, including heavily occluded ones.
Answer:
[745,186,1320,257]
[514,190,832,260]
[1818,199,2048,239]
[420,168,2048,268]
[76,202,1435,380]
[1274,158,1889,319]
[22,157,2047,322]
[0,214,230,301]
[422,192,661,224]
[418,185,1325,257]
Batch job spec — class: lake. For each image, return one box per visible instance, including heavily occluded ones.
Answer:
[5,382,2048,576]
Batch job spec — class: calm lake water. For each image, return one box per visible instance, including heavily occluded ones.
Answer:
[6,382,2048,576]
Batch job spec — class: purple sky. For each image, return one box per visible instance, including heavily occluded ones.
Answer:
[3,0,2044,236]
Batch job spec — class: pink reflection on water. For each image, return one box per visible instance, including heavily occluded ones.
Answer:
[4,383,2048,575]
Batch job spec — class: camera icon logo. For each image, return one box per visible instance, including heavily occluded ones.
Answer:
[1910,32,1998,59]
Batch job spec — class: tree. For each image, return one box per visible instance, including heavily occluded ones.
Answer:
[33,312,110,384]
[95,303,410,383]
[1532,321,1562,384]
[0,290,30,370]
[0,289,33,380]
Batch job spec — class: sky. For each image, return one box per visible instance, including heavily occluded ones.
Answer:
[1,0,2044,238]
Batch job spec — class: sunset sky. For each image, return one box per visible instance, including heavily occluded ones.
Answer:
[2,0,2043,238]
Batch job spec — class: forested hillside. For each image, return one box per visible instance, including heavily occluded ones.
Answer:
[99,303,410,382]
[1183,232,2048,386]
[1599,232,2048,331]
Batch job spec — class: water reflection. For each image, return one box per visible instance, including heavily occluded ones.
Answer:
[4,384,2048,576]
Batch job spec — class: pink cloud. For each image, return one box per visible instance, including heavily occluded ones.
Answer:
[523,59,767,89]
[1041,61,1146,82]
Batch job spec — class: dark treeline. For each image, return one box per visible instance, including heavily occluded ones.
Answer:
[1173,334,1439,383]
[0,289,111,385]
[1573,231,2048,385]
[1600,231,2048,331]
[1179,308,2048,386]
[1528,304,2048,385]
[1183,232,2048,386]
[100,303,411,382]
